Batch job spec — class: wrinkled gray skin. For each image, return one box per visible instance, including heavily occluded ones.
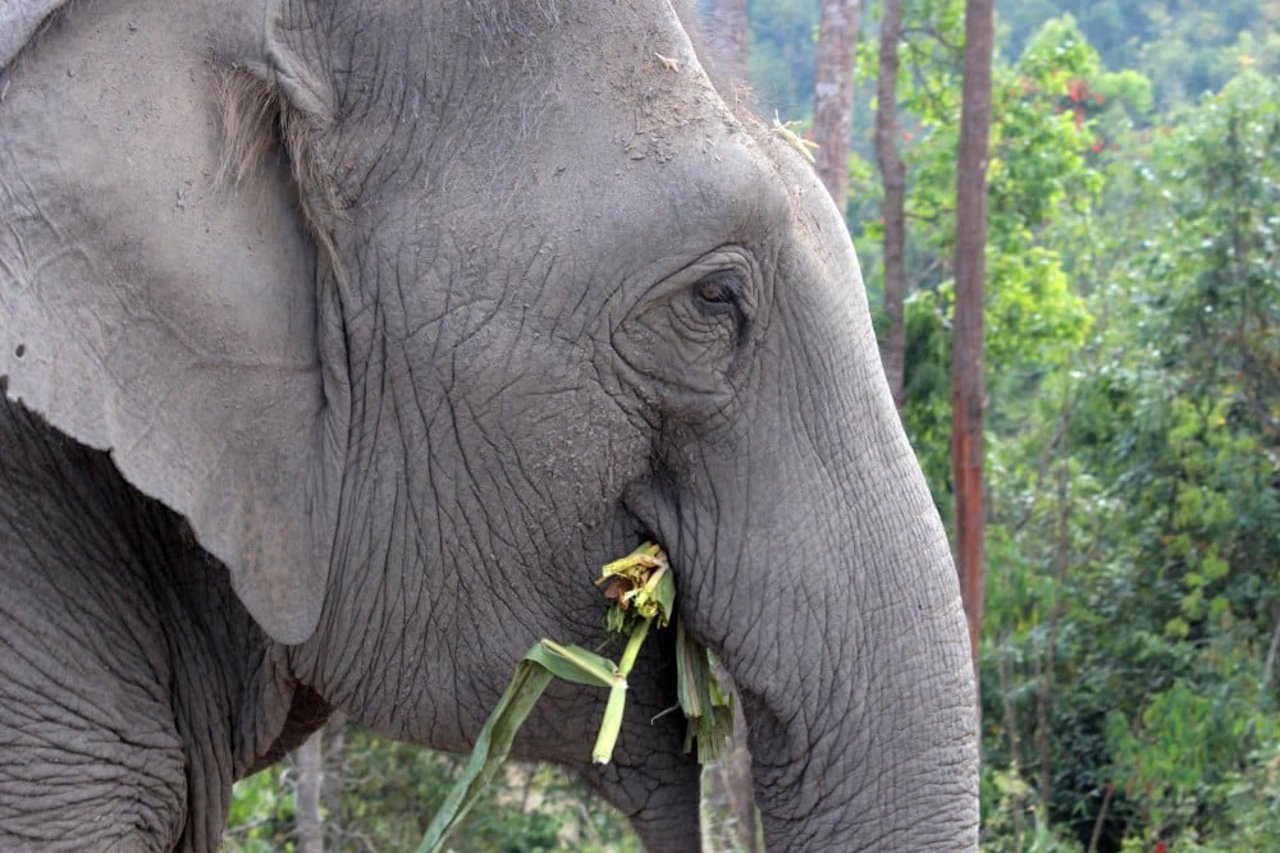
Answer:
[0,0,978,849]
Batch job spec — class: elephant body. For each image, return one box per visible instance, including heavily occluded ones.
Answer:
[0,397,325,847]
[0,0,979,849]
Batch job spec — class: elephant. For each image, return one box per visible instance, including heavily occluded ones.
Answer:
[0,0,979,849]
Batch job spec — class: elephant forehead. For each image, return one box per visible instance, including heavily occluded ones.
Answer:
[325,0,847,331]
[322,0,761,207]
[352,144,787,352]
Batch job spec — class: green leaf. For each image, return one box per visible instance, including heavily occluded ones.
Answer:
[524,639,622,689]
[647,568,677,627]
[675,619,734,763]
[417,660,555,853]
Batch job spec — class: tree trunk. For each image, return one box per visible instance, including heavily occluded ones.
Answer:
[321,715,346,848]
[1036,457,1071,816]
[708,0,750,76]
[1087,781,1116,853]
[726,700,762,852]
[296,732,325,853]
[1259,601,1280,696]
[812,0,861,212]
[952,0,993,675]
[875,0,908,410]
[702,670,761,851]
[997,641,1027,843]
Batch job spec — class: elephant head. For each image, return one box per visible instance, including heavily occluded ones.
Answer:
[0,0,978,849]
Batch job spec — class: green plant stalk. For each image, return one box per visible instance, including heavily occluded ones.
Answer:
[675,618,734,763]
[592,684,629,765]
[591,616,653,763]
[618,615,653,676]
[420,542,733,850]
[418,634,638,851]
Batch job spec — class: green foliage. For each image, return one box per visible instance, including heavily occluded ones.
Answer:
[1104,682,1272,841]
[344,735,543,851]
[226,728,639,852]
[873,13,1102,505]
[224,768,297,852]
[746,0,820,118]
[843,3,1280,847]
[976,63,1280,850]
[900,287,953,513]
[996,0,1280,109]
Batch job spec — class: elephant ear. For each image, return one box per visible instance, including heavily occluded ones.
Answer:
[0,0,346,643]
[0,0,65,68]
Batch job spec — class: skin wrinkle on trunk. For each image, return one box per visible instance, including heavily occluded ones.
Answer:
[952,0,993,674]
[727,515,974,850]
[813,0,861,212]
[875,0,908,411]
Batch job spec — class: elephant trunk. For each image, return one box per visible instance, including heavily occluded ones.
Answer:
[738,450,977,849]
[738,486,978,850]
[674,324,979,849]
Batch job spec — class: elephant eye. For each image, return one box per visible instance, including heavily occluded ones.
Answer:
[692,271,743,314]
[690,269,750,347]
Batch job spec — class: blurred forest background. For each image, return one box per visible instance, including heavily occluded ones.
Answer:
[226,1,1280,850]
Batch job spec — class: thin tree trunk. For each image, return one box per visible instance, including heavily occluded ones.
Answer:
[1036,458,1070,816]
[1087,780,1115,853]
[996,641,1027,843]
[704,673,761,851]
[813,0,862,211]
[1262,611,1280,696]
[321,715,346,849]
[724,701,761,852]
[708,0,750,76]
[875,0,908,410]
[952,0,993,675]
[1033,631,1055,812]
[296,732,325,853]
